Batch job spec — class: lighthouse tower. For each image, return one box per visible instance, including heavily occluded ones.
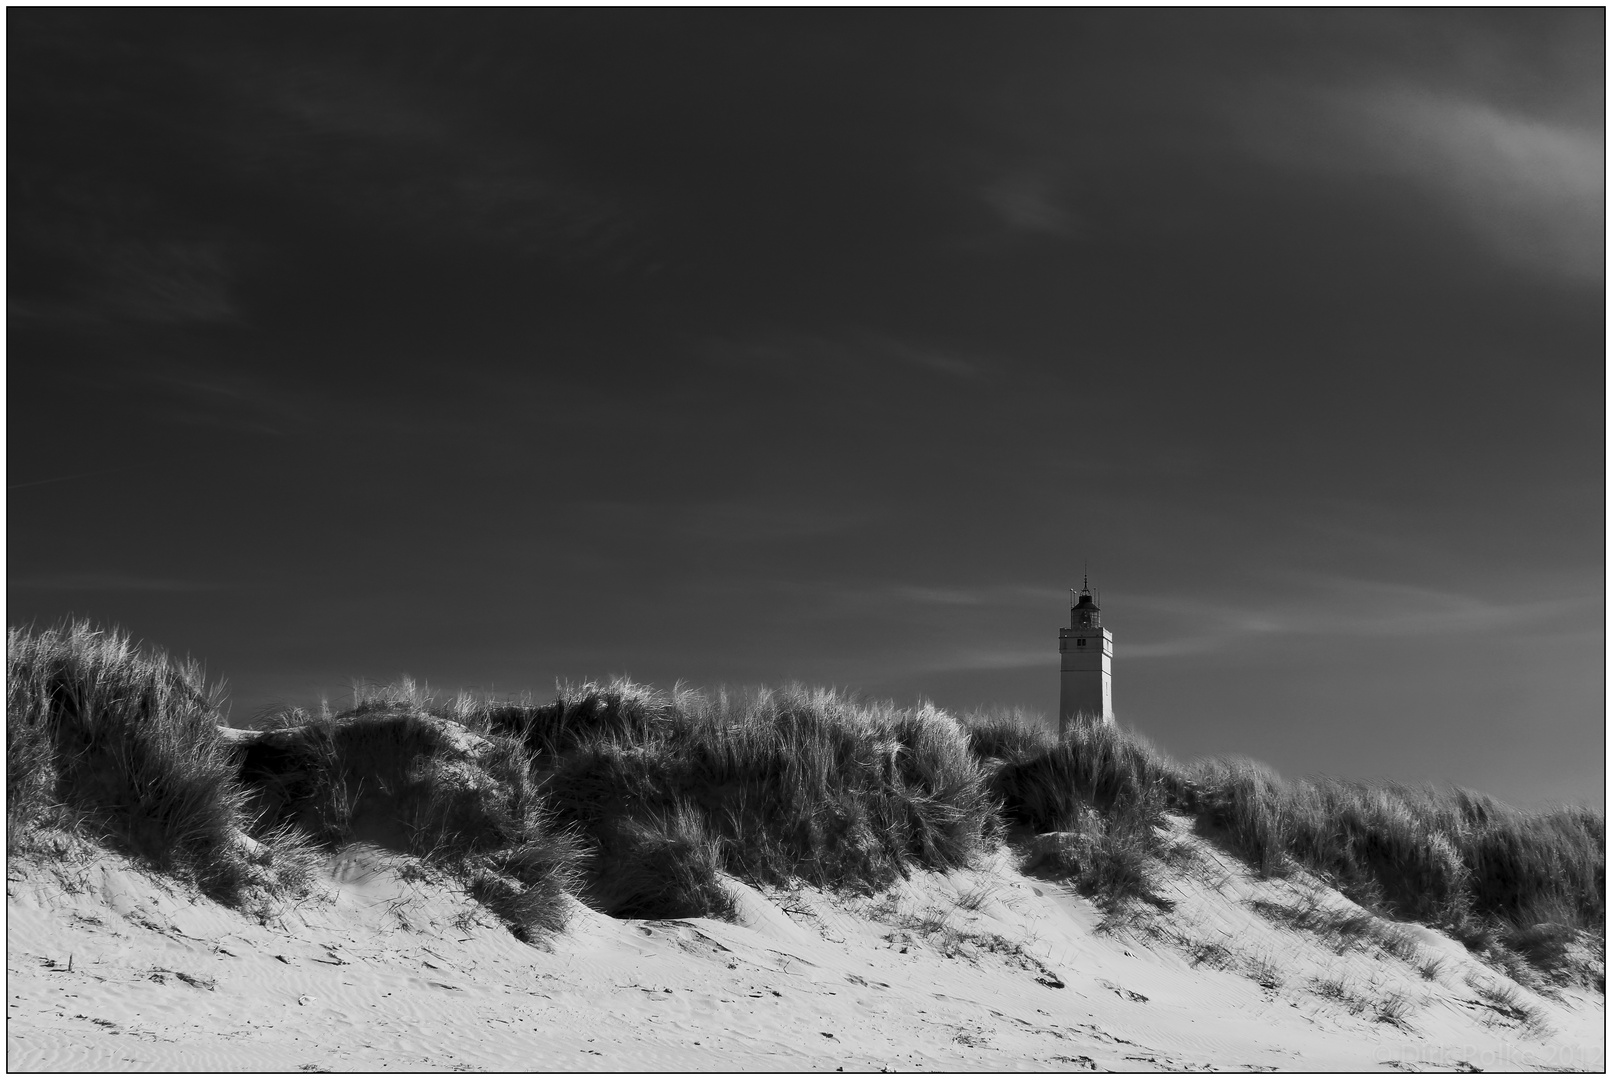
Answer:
[1058,575,1114,733]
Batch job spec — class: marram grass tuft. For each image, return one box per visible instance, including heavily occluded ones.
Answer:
[7,622,256,901]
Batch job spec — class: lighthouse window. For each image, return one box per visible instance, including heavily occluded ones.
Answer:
[1076,638,1086,647]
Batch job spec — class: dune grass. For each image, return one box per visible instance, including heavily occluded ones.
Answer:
[235,704,586,941]
[1189,755,1604,983]
[9,621,1601,983]
[462,679,998,919]
[967,709,1181,910]
[966,707,1603,984]
[585,801,738,921]
[6,622,584,938]
[1022,814,1173,912]
[6,622,259,902]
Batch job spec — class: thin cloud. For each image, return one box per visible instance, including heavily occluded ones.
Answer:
[871,337,986,379]
[981,170,1078,237]
[1274,575,1596,638]
[8,464,150,491]
[930,645,1048,671]
[1121,635,1240,661]
[1228,80,1603,281]
[1368,88,1601,281]
[1125,577,1596,658]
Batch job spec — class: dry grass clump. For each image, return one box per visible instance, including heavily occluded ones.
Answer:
[1465,971,1553,1036]
[4,623,583,940]
[866,892,1066,986]
[583,802,738,921]
[1376,924,1423,964]
[963,705,1061,766]
[7,622,260,902]
[1251,891,1391,955]
[471,680,997,920]
[960,708,1603,985]
[1416,954,1447,982]
[1243,953,1283,989]
[1022,804,1174,912]
[968,713,1181,911]
[1501,913,1605,992]
[1374,988,1414,1027]
[974,713,1184,828]
[1308,969,1413,1025]
[1199,760,1599,922]
[1185,938,1234,969]
[1311,972,1357,1006]
[236,702,585,941]
[1193,758,1604,981]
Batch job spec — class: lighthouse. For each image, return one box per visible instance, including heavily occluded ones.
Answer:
[1058,575,1114,733]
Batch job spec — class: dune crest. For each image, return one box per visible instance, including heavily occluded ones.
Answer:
[7,626,1602,1070]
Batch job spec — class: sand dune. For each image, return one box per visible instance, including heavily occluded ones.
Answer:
[8,818,1602,1072]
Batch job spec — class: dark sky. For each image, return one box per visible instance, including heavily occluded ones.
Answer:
[9,10,1604,807]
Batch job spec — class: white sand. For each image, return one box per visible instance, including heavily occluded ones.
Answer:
[8,817,1602,1072]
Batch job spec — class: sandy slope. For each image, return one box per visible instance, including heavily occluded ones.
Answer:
[7,817,1602,1072]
